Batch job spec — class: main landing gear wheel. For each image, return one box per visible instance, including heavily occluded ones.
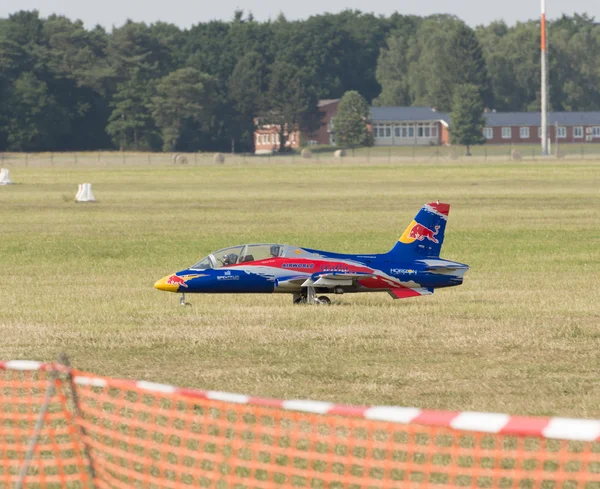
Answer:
[293,290,331,305]
[180,293,191,306]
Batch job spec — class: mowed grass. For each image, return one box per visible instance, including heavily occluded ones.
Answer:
[0,158,598,418]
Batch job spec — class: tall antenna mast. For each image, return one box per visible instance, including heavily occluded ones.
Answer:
[540,0,549,155]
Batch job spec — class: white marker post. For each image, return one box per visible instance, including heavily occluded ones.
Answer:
[75,183,95,202]
[0,168,12,185]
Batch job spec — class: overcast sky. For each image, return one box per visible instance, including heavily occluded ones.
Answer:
[1,0,598,29]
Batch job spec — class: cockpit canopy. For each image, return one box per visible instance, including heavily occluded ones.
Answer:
[191,244,285,270]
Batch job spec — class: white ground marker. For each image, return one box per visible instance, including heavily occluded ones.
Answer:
[75,183,95,202]
[0,168,12,185]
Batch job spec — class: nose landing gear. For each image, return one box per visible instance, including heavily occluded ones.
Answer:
[180,293,191,306]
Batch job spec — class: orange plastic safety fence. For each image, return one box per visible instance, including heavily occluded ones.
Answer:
[1,365,599,489]
[71,374,600,489]
[0,367,91,489]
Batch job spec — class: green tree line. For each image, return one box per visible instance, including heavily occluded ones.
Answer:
[0,10,598,152]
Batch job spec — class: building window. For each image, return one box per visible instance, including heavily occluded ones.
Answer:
[520,127,530,139]
[592,127,600,137]
[398,123,413,138]
[538,127,542,138]
[374,124,392,138]
[501,127,512,139]
[262,134,267,143]
[573,127,583,138]
[557,127,566,138]
[431,125,438,138]
[276,133,280,144]
[374,125,387,138]
[483,127,493,139]
[256,134,261,145]
[395,126,401,138]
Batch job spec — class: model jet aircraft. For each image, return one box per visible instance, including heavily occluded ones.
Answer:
[154,202,468,305]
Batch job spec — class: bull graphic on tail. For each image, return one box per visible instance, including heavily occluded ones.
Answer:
[408,223,440,244]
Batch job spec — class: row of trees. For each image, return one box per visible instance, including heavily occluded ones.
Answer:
[0,10,599,152]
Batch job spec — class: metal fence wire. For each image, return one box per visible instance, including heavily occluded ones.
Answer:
[1,145,600,169]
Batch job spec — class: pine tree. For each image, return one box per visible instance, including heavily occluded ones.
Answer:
[106,77,156,150]
[447,23,493,109]
[262,61,320,152]
[450,84,485,155]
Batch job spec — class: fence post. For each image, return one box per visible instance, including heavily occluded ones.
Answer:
[16,365,58,489]
[58,353,97,487]
[25,153,28,167]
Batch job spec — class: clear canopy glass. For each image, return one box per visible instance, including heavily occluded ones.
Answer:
[190,244,285,270]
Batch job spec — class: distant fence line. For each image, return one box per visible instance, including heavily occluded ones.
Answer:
[1,145,600,168]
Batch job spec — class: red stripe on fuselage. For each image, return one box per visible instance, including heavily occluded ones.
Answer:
[227,257,374,275]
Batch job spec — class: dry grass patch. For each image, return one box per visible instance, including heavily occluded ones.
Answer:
[0,159,598,417]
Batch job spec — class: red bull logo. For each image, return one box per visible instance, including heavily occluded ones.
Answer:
[166,275,188,288]
[408,223,440,243]
[400,220,441,244]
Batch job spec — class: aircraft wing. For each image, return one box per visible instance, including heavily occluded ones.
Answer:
[274,272,375,291]
[304,272,375,288]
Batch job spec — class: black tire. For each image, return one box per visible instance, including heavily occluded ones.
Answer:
[317,296,331,305]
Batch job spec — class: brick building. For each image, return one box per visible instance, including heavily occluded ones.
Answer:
[256,102,600,152]
[482,112,600,144]
[254,99,339,153]
[371,108,600,146]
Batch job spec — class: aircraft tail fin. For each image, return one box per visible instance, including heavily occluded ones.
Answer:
[388,202,450,259]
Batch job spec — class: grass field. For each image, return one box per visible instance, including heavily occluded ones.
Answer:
[0,157,598,418]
